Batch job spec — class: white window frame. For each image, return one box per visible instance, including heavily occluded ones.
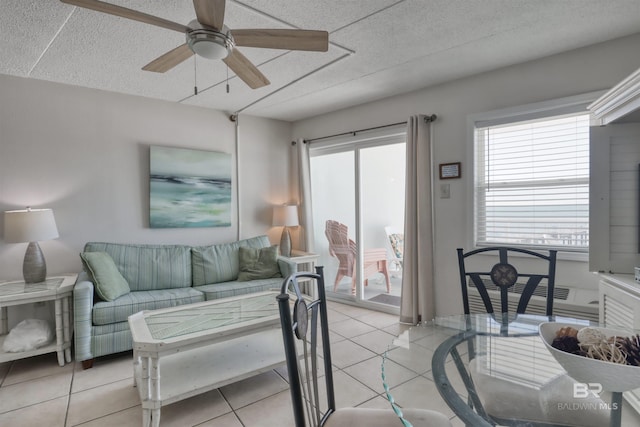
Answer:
[465,91,604,261]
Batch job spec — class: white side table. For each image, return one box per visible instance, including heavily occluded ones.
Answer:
[281,250,319,296]
[0,275,76,366]
[282,250,319,273]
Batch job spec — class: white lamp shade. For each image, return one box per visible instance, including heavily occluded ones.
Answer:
[4,208,59,243]
[272,205,299,227]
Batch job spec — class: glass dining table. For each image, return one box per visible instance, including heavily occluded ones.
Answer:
[382,313,640,427]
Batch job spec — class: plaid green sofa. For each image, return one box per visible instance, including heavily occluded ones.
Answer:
[73,235,295,368]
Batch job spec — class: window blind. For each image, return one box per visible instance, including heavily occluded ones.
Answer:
[474,113,590,251]
[478,336,565,389]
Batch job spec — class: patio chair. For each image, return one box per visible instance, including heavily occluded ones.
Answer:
[384,225,403,275]
[276,267,452,427]
[325,220,390,294]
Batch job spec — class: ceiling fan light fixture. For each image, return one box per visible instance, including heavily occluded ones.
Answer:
[190,38,229,60]
[186,22,233,60]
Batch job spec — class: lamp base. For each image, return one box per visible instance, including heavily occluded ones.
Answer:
[280,227,292,257]
[23,241,47,284]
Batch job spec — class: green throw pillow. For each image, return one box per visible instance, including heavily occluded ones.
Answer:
[80,251,130,301]
[237,245,282,281]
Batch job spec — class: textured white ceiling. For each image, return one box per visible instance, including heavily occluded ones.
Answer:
[2,0,640,121]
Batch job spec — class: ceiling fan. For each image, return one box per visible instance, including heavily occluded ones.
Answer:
[61,0,329,89]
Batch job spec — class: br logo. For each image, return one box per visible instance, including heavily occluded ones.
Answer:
[573,383,603,398]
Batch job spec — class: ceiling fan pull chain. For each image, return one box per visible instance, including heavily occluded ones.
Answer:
[226,64,230,94]
[194,55,198,96]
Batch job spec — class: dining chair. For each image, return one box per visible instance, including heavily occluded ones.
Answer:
[277,267,452,427]
[456,246,558,317]
[325,220,390,294]
[454,247,612,427]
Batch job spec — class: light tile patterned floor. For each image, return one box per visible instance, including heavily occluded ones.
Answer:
[0,300,639,427]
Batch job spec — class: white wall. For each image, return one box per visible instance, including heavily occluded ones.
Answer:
[235,114,293,242]
[292,32,640,316]
[0,74,292,282]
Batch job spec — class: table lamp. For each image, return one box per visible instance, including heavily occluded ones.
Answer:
[4,208,59,283]
[272,205,298,257]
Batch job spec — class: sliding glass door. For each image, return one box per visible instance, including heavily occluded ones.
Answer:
[309,130,405,309]
[360,143,405,306]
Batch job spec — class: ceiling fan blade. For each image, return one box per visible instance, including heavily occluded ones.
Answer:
[142,44,194,73]
[193,0,226,30]
[223,49,270,89]
[61,0,190,33]
[231,29,329,52]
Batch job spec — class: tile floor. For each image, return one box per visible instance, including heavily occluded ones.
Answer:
[1,301,639,427]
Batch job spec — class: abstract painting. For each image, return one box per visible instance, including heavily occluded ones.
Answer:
[150,146,232,228]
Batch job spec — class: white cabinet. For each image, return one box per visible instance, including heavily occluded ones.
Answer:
[589,124,640,274]
[599,273,640,327]
[599,273,640,414]
[589,65,640,274]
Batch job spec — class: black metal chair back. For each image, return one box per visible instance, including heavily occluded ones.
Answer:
[455,248,561,427]
[277,267,334,427]
[457,247,557,316]
[278,268,454,427]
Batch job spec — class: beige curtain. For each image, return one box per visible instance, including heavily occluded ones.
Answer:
[295,138,315,252]
[400,115,435,324]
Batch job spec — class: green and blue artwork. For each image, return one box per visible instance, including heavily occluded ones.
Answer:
[150,146,232,228]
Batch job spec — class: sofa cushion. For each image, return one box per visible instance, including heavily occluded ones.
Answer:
[191,235,270,286]
[237,245,281,281]
[92,288,205,325]
[80,251,130,301]
[194,277,282,300]
[84,243,191,291]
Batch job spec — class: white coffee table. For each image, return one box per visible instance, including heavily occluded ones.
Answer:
[128,291,284,427]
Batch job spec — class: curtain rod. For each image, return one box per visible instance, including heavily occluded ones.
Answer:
[301,114,437,144]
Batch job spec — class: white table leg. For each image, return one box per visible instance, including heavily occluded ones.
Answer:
[0,306,7,335]
[140,356,150,400]
[63,296,71,363]
[138,355,156,427]
[54,299,64,366]
[151,356,160,400]
[133,349,139,387]
[151,409,161,427]
[142,408,151,427]
[150,357,161,427]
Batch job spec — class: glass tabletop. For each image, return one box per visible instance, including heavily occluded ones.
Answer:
[434,312,583,334]
[0,277,65,297]
[144,291,280,340]
[383,314,636,427]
